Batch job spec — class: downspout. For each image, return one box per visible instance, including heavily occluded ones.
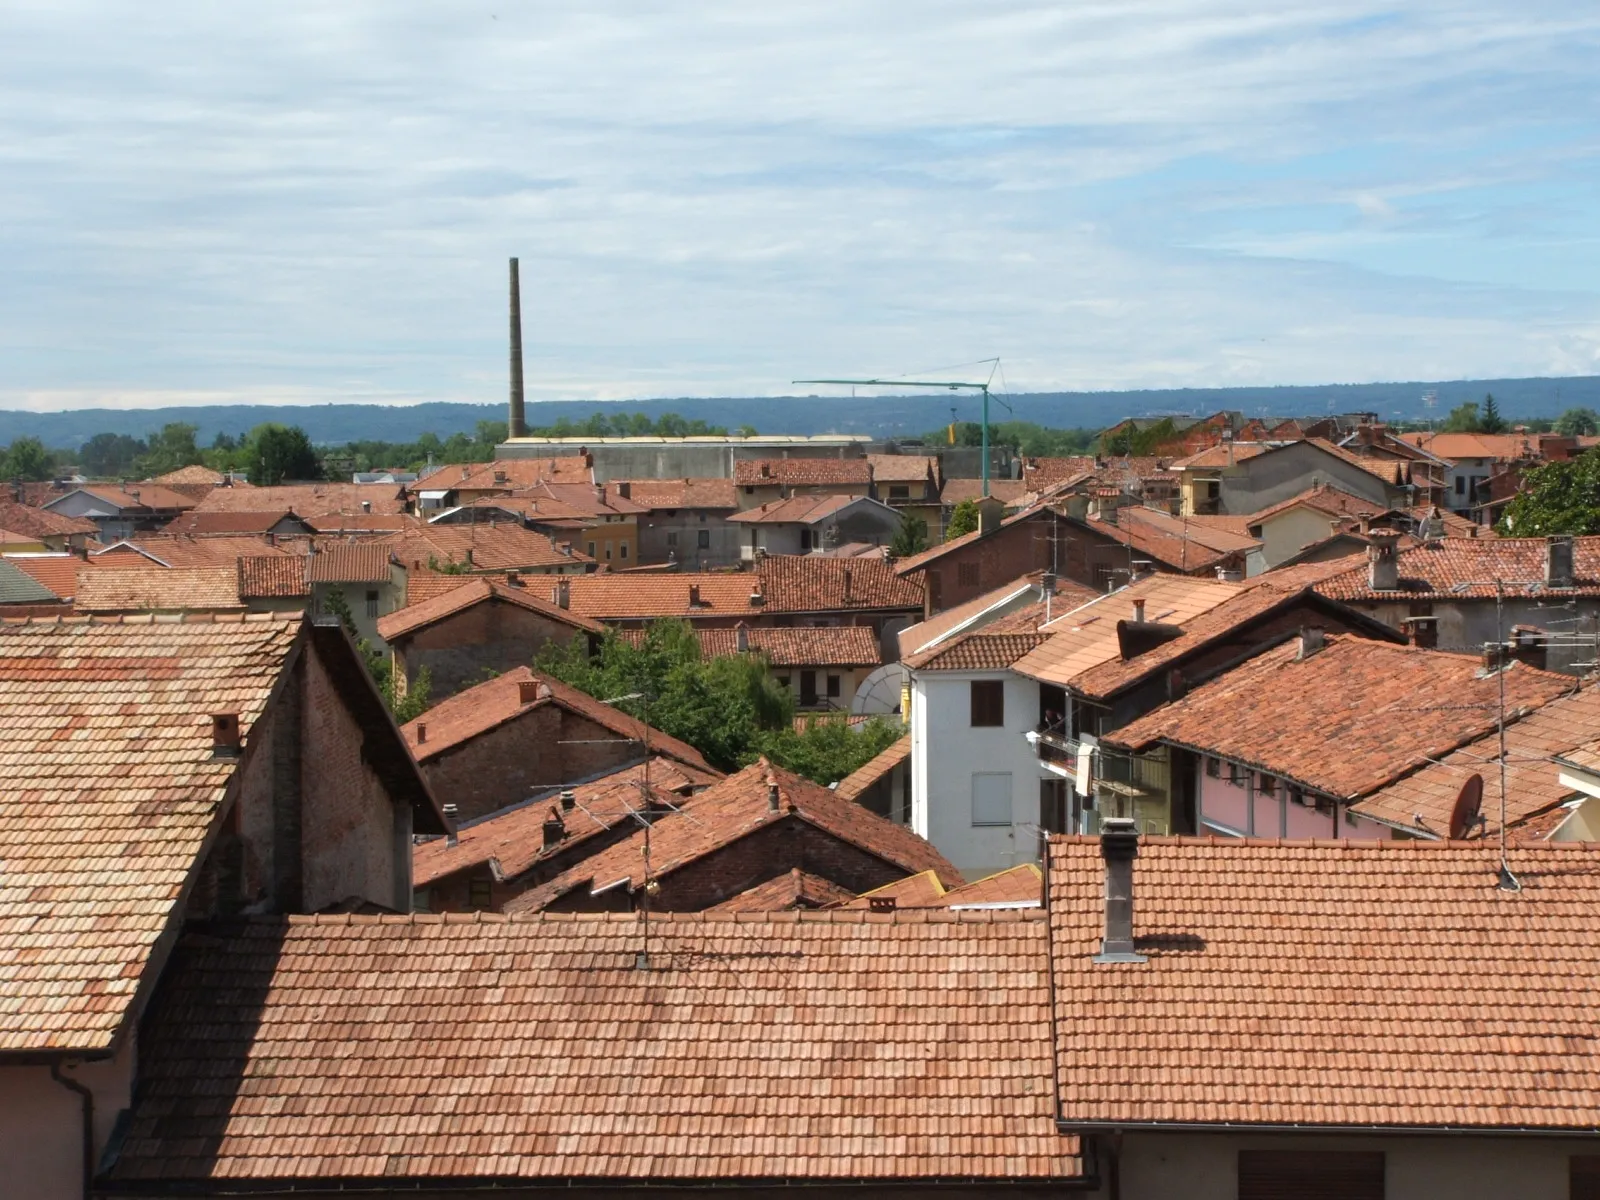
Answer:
[50,1059,94,1200]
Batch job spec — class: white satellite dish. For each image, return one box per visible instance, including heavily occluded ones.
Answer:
[850,663,906,717]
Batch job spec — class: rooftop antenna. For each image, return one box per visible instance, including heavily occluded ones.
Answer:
[794,359,1010,497]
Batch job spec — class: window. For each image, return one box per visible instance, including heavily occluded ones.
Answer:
[698,529,711,549]
[1205,757,1220,778]
[826,674,841,698]
[889,484,909,499]
[1455,475,1467,495]
[971,772,1014,826]
[1258,773,1276,796]
[587,542,596,558]
[620,543,628,559]
[958,562,980,588]
[666,531,678,546]
[605,546,612,560]
[468,877,493,910]
[365,589,379,619]
[1237,1151,1384,1199]
[970,680,1005,727]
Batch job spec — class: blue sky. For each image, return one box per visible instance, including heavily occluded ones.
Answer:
[2,1,1598,410]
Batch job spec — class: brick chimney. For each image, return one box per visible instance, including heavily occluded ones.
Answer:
[518,678,542,705]
[1131,598,1146,624]
[554,578,570,610]
[1093,817,1146,963]
[1367,532,1400,591]
[767,778,781,812]
[415,722,427,744]
[210,713,241,759]
[442,802,458,848]
[688,584,702,608]
[842,567,853,602]
[542,806,565,848]
[1546,536,1575,588]
[1296,626,1325,661]
[616,481,631,500]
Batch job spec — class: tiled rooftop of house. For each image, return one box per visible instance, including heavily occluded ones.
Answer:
[564,557,921,620]
[412,757,721,889]
[148,464,236,487]
[3,553,91,601]
[236,554,309,599]
[1316,535,1600,600]
[1113,505,1262,555]
[522,480,650,517]
[726,493,861,524]
[1083,512,1250,575]
[566,572,759,618]
[403,565,476,606]
[0,499,98,539]
[610,477,738,510]
[833,734,910,801]
[733,457,872,486]
[0,613,303,1052]
[303,511,416,533]
[76,566,246,612]
[399,666,711,772]
[94,534,293,570]
[896,572,1100,656]
[0,557,63,604]
[1166,442,1273,470]
[1349,686,1600,838]
[444,457,594,491]
[192,481,407,515]
[708,869,859,911]
[938,476,1030,506]
[760,553,923,610]
[904,630,1053,671]
[506,760,964,912]
[865,453,936,484]
[1106,635,1576,800]
[108,908,1075,1186]
[161,509,302,536]
[1398,431,1548,461]
[1019,456,1098,489]
[841,864,1042,910]
[1242,482,1389,530]
[1049,836,1600,1132]
[303,542,395,584]
[386,522,594,572]
[377,575,604,642]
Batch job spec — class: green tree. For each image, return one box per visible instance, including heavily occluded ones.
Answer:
[945,498,981,540]
[246,424,321,486]
[1440,401,1483,433]
[321,587,433,721]
[736,424,759,437]
[81,432,146,477]
[137,422,203,476]
[1498,448,1600,536]
[1480,393,1507,435]
[474,419,508,448]
[889,512,928,558]
[1,436,53,481]
[751,717,903,786]
[1555,408,1600,437]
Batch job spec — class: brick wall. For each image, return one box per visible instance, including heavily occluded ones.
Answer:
[396,599,588,700]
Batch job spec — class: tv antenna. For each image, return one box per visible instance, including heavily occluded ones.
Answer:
[794,359,1011,497]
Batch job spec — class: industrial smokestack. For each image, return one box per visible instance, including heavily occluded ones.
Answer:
[508,257,527,438]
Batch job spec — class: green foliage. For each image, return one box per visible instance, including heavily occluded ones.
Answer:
[426,555,472,575]
[945,498,980,540]
[136,422,203,477]
[890,512,929,558]
[750,716,903,786]
[736,424,759,437]
[1100,417,1180,457]
[321,587,432,721]
[81,432,146,477]
[1,436,55,481]
[1441,401,1484,433]
[1480,393,1506,434]
[245,424,322,486]
[1556,408,1600,437]
[540,411,732,439]
[1498,448,1600,536]
[922,421,1097,457]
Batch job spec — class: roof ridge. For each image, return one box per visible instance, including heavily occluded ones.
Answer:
[276,907,1044,926]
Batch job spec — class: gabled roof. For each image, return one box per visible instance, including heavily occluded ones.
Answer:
[565,557,922,620]
[905,630,1052,671]
[865,453,936,484]
[1399,431,1545,461]
[838,863,1041,909]
[1111,505,1261,555]
[1049,836,1600,1133]
[1316,535,1600,601]
[733,457,871,486]
[520,480,650,517]
[566,572,759,619]
[0,558,62,604]
[708,869,859,911]
[623,623,882,667]
[237,555,309,599]
[1350,686,1600,838]
[1106,636,1575,800]
[3,553,92,601]
[1243,482,1389,531]
[109,908,1074,1186]
[398,666,709,772]
[191,481,407,516]
[938,477,1030,506]
[833,734,910,801]
[149,464,234,486]
[0,613,302,1052]
[1019,456,1099,489]
[1081,512,1244,575]
[162,509,308,536]
[75,566,245,612]
[757,554,922,612]
[726,492,875,524]
[47,483,199,514]
[610,477,738,510]
[412,757,722,888]
[1166,442,1272,470]
[508,760,963,912]
[891,503,1048,576]
[443,457,594,492]
[0,500,97,539]
[303,511,415,533]
[376,576,604,643]
[896,572,1100,657]
[385,522,594,572]
[93,534,292,569]
[303,542,395,584]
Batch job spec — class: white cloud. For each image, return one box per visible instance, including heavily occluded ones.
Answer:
[0,0,1598,411]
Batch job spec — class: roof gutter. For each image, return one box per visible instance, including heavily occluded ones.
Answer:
[1058,1116,1600,1139]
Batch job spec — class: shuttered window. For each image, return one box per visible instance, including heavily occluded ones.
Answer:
[1238,1151,1384,1200]
[970,680,1004,727]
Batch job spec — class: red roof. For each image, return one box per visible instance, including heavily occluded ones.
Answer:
[192,482,407,516]
[4,554,95,600]
[377,576,604,643]
[611,478,738,510]
[237,555,309,598]
[833,734,910,801]
[757,554,922,612]
[726,493,863,524]
[708,869,859,911]
[734,458,871,486]
[304,542,394,584]
[621,623,881,667]
[385,523,594,572]
[0,501,97,539]
[1316,535,1600,600]
[162,509,305,536]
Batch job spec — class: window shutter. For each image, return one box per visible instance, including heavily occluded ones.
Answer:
[1238,1151,1384,1200]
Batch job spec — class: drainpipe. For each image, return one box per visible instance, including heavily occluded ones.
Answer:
[50,1059,94,1200]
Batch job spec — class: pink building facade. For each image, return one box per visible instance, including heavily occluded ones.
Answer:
[1195,756,1390,840]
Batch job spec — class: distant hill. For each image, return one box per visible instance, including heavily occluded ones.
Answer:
[3,376,1597,449]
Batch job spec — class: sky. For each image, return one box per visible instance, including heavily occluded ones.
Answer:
[2,1,1599,412]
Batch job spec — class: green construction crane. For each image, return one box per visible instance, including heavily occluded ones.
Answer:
[793,359,1005,497]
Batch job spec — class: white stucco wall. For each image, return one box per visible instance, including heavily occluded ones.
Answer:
[1256,506,1338,568]
[910,669,1045,879]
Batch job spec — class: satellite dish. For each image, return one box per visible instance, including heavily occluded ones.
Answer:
[850,663,906,717]
[1448,773,1485,840]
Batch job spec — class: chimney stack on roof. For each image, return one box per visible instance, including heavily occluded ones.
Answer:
[736,622,749,653]
[361,500,372,514]
[443,802,458,848]
[415,722,427,744]
[505,570,522,588]
[1296,626,1325,661]
[842,567,853,601]
[767,778,781,812]
[1546,535,1575,589]
[210,713,241,759]
[508,258,527,438]
[1129,559,1154,582]
[1367,532,1401,591]
[560,788,576,812]
[518,679,542,705]
[1094,817,1146,964]
[1482,640,1510,676]
[542,806,565,848]
[1214,565,1244,583]
[688,584,702,608]
[554,578,570,609]
[1132,598,1146,624]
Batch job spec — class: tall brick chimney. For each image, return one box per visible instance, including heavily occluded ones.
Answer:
[508,257,527,438]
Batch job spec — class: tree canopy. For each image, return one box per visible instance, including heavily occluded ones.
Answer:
[1497,448,1600,536]
[0,437,53,481]
[1556,408,1600,437]
[945,498,981,540]
[890,512,929,557]
[244,424,322,486]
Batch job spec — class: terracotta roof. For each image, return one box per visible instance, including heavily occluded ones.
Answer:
[376,576,603,643]
[303,511,417,533]
[1400,431,1545,461]
[611,477,738,510]
[413,757,721,889]
[192,482,406,516]
[1107,636,1576,800]
[509,760,964,911]
[304,542,394,584]
[734,457,871,486]
[0,613,302,1052]
[404,566,475,606]
[1350,687,1600,837]
[566,572,757,619]
[865,453,936,483]
[726,493,862,524]
[161,509,304,536]
[1011,575,1242,687]
[627,623,882,667]
[69,482,199,512]
[897,572,1098,656]
[1020,456,1099,489]
[1244,482,1391,531]
[1316,535,1600,601]
[3,553,92,601]
[905,630,1052,671]
[1083,514,1246,574]
[834,734,910,801]
[1113,506,1261,555]
[93,534,290,569]
[938,477,1030,507]
[1180,512,1257,535]
[1305,436,1417,481]
[149,464,232,486]
[843,869,949,908]
[892,503,1048,576]
[76,566,245,612]
[1407,504,1481,537]
[0,558,61,604]
[1166,442,1272,470]
[708,869,858,911]
[236,555,309,598]
[758,554,923,612]
[110,909,1073,1185]
[0,500,97,539]
[399,666,709,771]
[385,522,593,572]
[943,863,1043,907]
[1049,836,1600,1133]
[442,457,593,492]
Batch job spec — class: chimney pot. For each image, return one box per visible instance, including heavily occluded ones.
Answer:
[1131,598,1146,624]
[1546,535,1575,588]
[210,712,242,758]
[415,722,427,744]
[736,623,749,653]
[767,780,781,812]
[505,570,521,587]
[554,578,571,609]
[518,679,541,705]
[361,500,372,514]
[543,807,565,848]
[443,802,459,848]
[1094,817,1146,963]
[1296,626,1325,660]
[560,788,576,811]
[688,584,702,608]
[1367,532,1400,591]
